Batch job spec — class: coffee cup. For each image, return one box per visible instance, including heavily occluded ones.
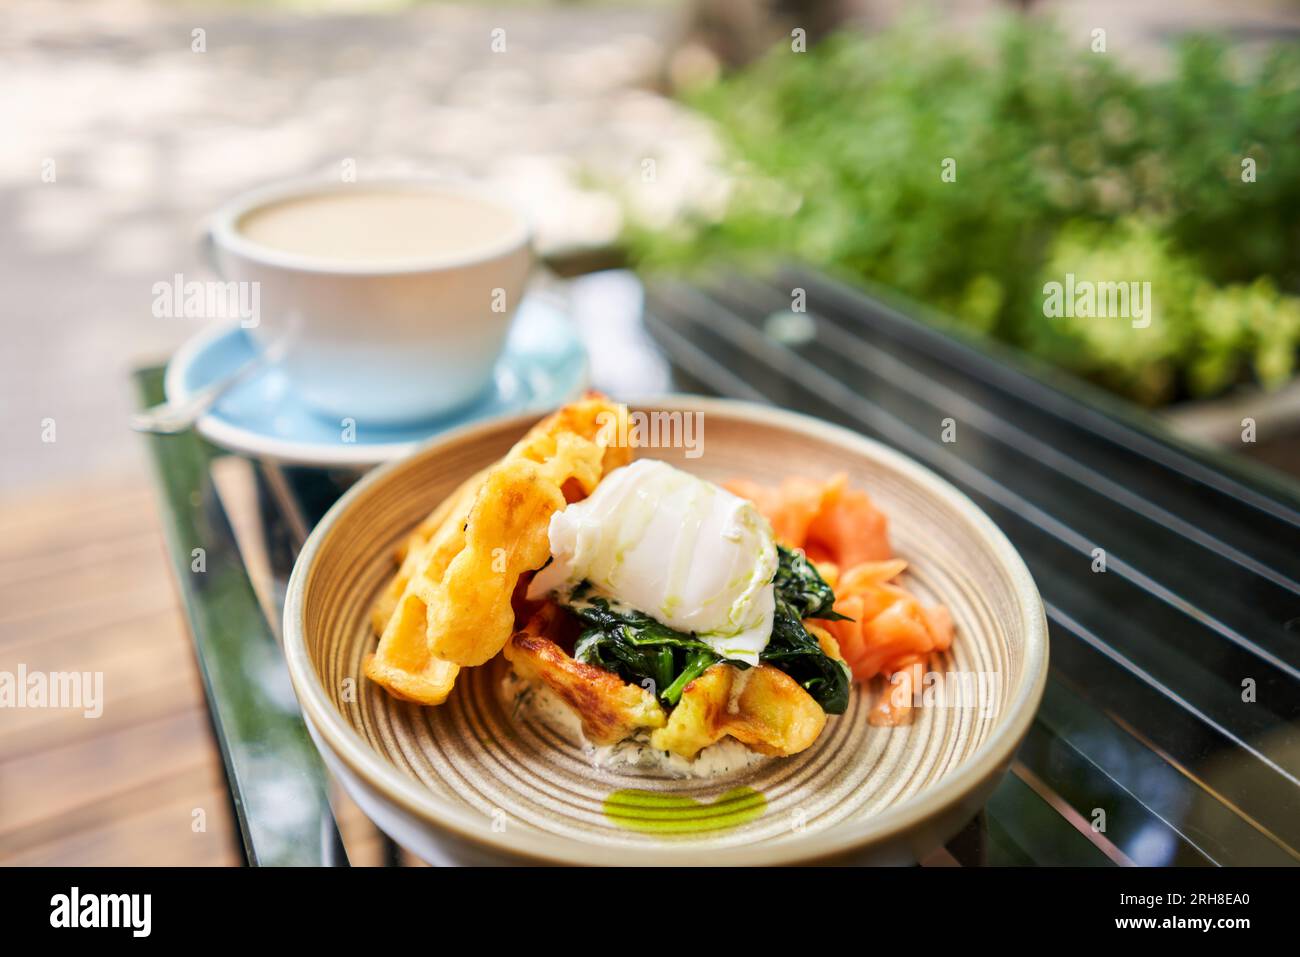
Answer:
[206,178,533,423]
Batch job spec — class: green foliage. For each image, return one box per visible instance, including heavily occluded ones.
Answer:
[568,546,850,713]
[626,16,1300,404]
[1029,219,1300,403]
[772,544,849,620]
[763,592,851,715]
[572,597,721,706]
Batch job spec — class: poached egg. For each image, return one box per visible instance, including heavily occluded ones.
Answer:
[526,459,778,666]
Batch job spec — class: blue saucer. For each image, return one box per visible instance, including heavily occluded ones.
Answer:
[164,296,589,467]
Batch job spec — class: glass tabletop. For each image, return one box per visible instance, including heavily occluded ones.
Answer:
[135,265,1300,866]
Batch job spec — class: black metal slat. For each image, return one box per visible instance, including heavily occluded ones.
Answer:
[1030,677,1296,865]
[779,265,1300,527]
[746,274,1300,595]
[977,813,1039,866]
[801,295,1300,576]
[985,771,1116,865]
[1015,717,1209,866]
[281,467,360,527]
[1045,605,1300,832]
[706,277,1300,672]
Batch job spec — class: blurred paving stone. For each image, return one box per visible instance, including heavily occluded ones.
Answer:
[0,0,717,492]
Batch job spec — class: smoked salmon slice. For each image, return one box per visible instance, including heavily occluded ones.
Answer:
[727,474,953,688]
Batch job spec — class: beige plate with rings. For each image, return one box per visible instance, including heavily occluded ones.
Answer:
[284,395,1049,865]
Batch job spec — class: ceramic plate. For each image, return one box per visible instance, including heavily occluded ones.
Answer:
[163,295,588,467]
[284,397,1048,864]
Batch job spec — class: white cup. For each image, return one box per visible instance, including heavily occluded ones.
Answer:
[206,178,533,424]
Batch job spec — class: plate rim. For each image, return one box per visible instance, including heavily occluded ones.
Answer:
[162,310,589,467]
[283,394,1049,865]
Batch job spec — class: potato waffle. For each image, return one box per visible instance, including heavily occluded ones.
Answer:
[364,394,631,704]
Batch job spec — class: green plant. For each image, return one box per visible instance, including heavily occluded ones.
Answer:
[626,15,1300,404]
[569,546,851,712]
[1028,218,1300,403]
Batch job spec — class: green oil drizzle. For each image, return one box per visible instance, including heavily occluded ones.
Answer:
[603,786,766,835]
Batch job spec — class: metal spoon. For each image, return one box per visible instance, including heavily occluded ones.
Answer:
[132,337,287,435]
